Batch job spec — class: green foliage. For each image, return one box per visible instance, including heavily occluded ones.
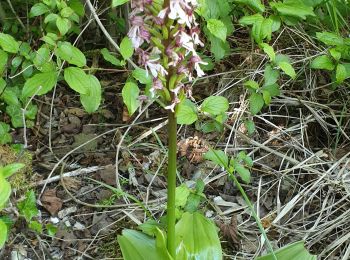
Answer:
[17,190,39,222]
[176,99,198,125]
[112,0,130,8]
[257,241,316,260]
[120,37,134,60]
[118,212,221,260]
[0,163,24,249]
[122,82,140,115]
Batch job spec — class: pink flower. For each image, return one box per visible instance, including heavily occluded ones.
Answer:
[168,0,196,27]
[190,55,207,77]
[190,27,204,47]
[164,97,180,112]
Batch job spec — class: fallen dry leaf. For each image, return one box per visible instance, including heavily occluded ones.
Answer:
[41,189,63,216]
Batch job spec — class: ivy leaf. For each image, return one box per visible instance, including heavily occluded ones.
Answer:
[56,42,86,67]
[249,93,264,115]
[0,33,19,53]
[17,190,39,222]
[176,99,198,125]
[310,55,335,71]
[0,219,8,248]
[204,149,228,168]
[278,61,296,79]
[120,37,134,60]
[235,164,251,183]
[80,75,102,113]
[122,82,140,115]
[56,16,71,36]
[112,0,130,7]
[201,96,229,116]
[29,3,50,17]
[207,19,227,42]
[22,71,58,98]
[100,48,122,67]
[64,67,89,94]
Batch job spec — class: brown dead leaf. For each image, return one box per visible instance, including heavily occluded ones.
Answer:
[60,177,81,191]
[97,164,116,185]
[41,189,63,215]
[217,215,240,250]
[177,136,210,164]
[122,106,130,122]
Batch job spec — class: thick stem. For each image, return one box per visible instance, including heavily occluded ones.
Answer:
[167,111,177,259]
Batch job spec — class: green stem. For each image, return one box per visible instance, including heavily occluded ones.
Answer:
[229,174,277,260]
[167,111,177,259]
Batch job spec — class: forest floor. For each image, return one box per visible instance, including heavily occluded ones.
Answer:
[2,22,350,260]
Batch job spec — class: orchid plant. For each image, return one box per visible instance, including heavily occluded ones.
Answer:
[117,0,224,259]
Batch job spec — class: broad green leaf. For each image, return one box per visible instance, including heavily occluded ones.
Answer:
[175,184,191,208]
[270,15,281,32]
[2,88,18,106]
[56,16,71,36]
[17,190,39,222]
[278,61,296,79]
[336,64,347,84]
[2,163,24,178]
[46,223,58,236]
[175,212,222,260]
[264,65,279,86]
[56,42,86,67]
[262,84,280,97]
[249,93,264,115]
[316,32,344,46]
[270,1,315,20]
[0,50,8,74]
[132,68,152,85]
[60,7,74,18]
[244,80,260,90]
[118,229,172,260]
[310,55,335,71]
[0,219,7,249]
[204,149,228,168]
[0,33,19,53]
[239,14,264,26]
[260,43,275,61]
[201,96,229,116]
[120,37,134,60]
[0,122,12,144]
[257,240,316,260]
[112,0,130,7]
[329,48,341,61]
[100,48,122,67]
[64,67,88,94]
[262,90,271,105]
[44,13,58,23]
[233,0,265,12]
[0,175,11,210]
[261,18,273,41]
[197,0,232,19]
[29,220,43,234]
[6,105,23,128]
[245,120,255,135]
[33,47,50,69]
[22,71,58,97]
[207,19,227,42]
[235,164,251,183]
[80,75,102,113]
[68,0,85,17]
[209,34,229,61]
[176,99,198,125]
[122,82,140,115]
[29,3,50,17]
